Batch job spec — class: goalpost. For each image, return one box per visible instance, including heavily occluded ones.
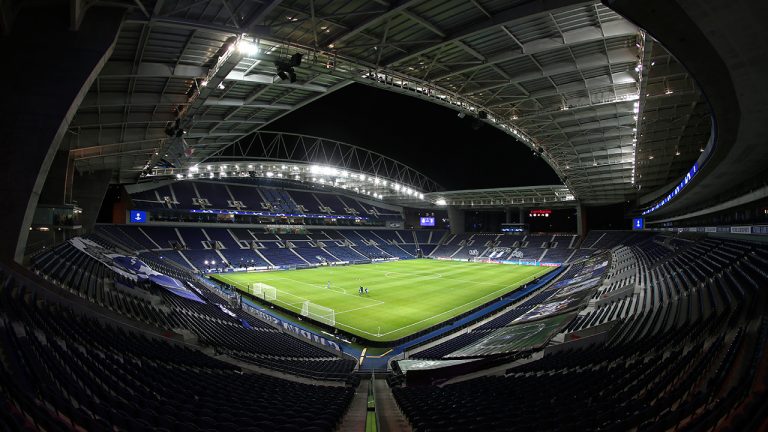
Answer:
[301,301,336,327]
[250,282,277,301]
[518,258,539,266]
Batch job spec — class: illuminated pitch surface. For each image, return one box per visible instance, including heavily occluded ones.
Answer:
[213,260,553,342]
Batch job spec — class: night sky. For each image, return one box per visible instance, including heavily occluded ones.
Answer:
[268,83,561,191]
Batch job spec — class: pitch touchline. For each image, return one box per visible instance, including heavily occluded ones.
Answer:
[216,266,553,339]
[378,266,553,337]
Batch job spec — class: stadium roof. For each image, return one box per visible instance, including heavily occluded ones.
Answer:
[427,185,575,208]
[62,0,709,205]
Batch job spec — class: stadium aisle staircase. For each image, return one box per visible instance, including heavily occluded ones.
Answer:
[338,379,370,432]
[374,378,412,432]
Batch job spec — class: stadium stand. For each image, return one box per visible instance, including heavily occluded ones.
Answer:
[392,234,768,431]
[4,1,768,430]
[28,237,360,381]
[0,265,355,431]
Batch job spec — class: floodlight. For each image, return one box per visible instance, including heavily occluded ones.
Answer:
[237,39,259,56]
[435,198,447,206]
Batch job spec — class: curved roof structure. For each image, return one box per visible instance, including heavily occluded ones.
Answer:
[62,0,709,205]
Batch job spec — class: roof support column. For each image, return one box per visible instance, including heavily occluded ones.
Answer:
[576,203,587,237]
[0,7,123,263]
[447,206,465,235]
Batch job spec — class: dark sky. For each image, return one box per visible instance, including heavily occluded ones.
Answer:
[268,83,561,190]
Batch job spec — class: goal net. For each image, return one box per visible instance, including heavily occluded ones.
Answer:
[250,283,277,301]
[300,301,335,326]
[518,258,539,266]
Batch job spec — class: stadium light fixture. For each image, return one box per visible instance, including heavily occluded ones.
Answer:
[435,198,447,206]
[176,174,183,179]
[237,38,259,57]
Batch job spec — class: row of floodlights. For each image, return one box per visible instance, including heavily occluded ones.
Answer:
[176,164,427,201]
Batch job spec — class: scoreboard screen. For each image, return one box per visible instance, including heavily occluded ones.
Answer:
[419,217,435,227]
[129,210,147,223]
[501,223,527,233]
[529,209,552,218]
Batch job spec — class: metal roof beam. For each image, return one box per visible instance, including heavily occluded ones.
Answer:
[243,0,284,29]
[439,45,636,85]
[70,112,268,128]
[100,61,206,79]
[201,99,294,109]
[390,15,636,70]
[402,10,445,37]
[536,115,636,135]
[223,71,329,92]
[327,0,425,48]
[80,92,188,108]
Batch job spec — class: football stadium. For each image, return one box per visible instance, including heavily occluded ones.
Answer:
[1,0,767,431]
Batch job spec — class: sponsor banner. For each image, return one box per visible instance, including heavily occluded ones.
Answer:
[500,260,539,266]
[190,208,365,220]
[397,359,475,372]
[241,302,341,352]
[513,293,589,323]
[539,262,561,267]
[753,225,768,234]
[730,226,752,234]
[705,227,717,233]
[552,277,601,298]
[70,238,203,303]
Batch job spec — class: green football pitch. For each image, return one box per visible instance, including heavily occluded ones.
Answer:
[212,259,553,342]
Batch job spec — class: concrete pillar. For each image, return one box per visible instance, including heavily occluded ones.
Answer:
[38,151,75,206]
[447,206,465,235]
[0,8,124,263]
[576,204,587,237]
[518,207,525,224]
[72,170,113,232]
[505,207,512,224]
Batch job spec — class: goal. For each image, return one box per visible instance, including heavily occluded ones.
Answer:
[518,258,539,266]
[300,301,336,326]
[250,283,277,301]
